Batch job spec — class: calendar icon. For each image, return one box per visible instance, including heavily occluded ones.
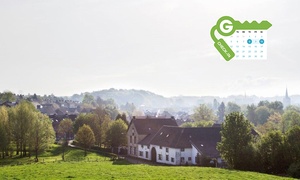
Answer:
[211,16,272,61]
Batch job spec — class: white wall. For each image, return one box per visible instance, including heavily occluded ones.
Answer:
[191,145,201,165]
[136,143,197,166]
[137,144,151,160]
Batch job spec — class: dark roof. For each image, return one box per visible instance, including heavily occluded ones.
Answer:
[147,126,222,157]
[0,101,17,107]
[40,106,56,115]
[55,107,68,116]
[129,116,178,135]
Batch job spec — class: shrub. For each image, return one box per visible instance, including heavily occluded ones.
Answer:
[288,162,300,178]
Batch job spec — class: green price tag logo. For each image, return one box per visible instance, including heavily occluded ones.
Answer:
[211,16,272,61]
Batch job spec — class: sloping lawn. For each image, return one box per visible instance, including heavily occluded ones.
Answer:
[0,145,294,179]
[0,161,294,180]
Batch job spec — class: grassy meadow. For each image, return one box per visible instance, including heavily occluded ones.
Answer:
[0,145,294,180]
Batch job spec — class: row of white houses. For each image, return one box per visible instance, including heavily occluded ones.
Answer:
[127,116,222,166]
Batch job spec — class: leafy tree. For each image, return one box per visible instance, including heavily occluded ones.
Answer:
[217,102,225,123]
[120,102,136,115]
[115,113,128,125]
[11,101,37,156]
[0,106,10,158]
[82,93,94,104]
[73,113,95,134]
[217,112,254,170]
[0,91,16,102]
[213,99,219,111]
[180,121,214,128]
[193,120,214,127]
[285,126,300,164]
[226,102,241,114]
[256,112,282,134]
[106,119,128,153]
[268,101,284,114]
[192,104,216,122]
[58,118,73,160]
[93,107,111,147]
[282,110,300,132]
[255,106,270,125]
[58,118,73,140]
[258,100,270,107]
[105,105,119,120]
[29,113,55,162]
[258,130,287,174]
[246,104,256,124]
[76,124,95,156]
[180,122,194,128]
[285,105,300,113]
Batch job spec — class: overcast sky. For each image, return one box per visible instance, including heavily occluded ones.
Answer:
[0,0,299,97]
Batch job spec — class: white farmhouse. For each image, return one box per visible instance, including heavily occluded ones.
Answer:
[127,116,223,166]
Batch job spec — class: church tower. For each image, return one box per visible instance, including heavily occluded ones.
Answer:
[283,88,291,108]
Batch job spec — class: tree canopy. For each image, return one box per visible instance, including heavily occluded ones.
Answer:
[76,124,95,156]
[217,112,254,170]
[106,119,128,152]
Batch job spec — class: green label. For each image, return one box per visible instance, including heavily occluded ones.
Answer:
[214,38,235,61]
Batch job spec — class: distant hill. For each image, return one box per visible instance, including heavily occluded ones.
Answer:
[68,88,300,109]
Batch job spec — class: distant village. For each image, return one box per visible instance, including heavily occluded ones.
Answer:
[0,88,293,137]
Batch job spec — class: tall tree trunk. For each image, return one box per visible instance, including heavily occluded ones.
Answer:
[23,143,26,157]
[35,148,38,162]
[16,141,19,155]
[62,149,65,161]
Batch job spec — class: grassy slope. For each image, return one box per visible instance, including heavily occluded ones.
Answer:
[0,145,294,180]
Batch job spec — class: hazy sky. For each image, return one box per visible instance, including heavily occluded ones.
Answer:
[0,0,299,97]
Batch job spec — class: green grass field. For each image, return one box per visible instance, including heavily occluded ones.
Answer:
[0,145,294,180]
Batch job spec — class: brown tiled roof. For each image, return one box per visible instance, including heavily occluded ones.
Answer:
[129,116,178,135]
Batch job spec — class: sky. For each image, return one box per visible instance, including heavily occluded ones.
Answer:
[0,0,299,97]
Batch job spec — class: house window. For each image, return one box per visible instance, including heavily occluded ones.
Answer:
[188,157,192,161]
[134,147,137,155]
[160,146,162,149]
[139,151,143,157]
[171,157,174,162]
[134,136,137,144]
[158,154,162,160]
[180,148,185,152]
[147,145,150,149]
[166,155,169,161]
[130,136,132,143]
[181,157,185,163]
[130,146,132,154]
[166,148,169,153]
[146,151,149,158]
[141,145,144,148]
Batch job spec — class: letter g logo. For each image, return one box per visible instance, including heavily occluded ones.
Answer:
[216,16,236,36]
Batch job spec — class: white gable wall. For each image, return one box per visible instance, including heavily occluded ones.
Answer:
[191,144,201,165]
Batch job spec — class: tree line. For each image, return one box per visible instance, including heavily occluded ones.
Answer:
[218,112,300,178]
[58,107,128,157]
[187,101,300,177]
[0,101,55,162]
[187,100,300,134]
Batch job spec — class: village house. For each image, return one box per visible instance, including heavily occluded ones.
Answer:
[127,116,178,157]
[127,116,223,166]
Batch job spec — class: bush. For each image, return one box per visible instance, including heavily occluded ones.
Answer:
[288,162,300,178]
